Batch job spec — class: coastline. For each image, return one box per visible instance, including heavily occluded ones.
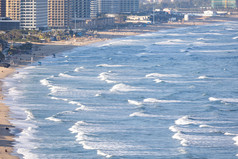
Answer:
[0,15,237,158]
[0,67,18,159]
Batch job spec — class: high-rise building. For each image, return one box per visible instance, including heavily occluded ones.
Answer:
[48,0,70,29]
[70,0,95,20]
[20,0,48,30]
[97,0,120,14]
[97,0,139,14]
[0,0,6,17]
[120,0,139,13]
[48,0,97,29]
[6,0,21,20]
[211,0,236,8]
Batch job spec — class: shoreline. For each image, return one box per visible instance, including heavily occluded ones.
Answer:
[0,15,237,158]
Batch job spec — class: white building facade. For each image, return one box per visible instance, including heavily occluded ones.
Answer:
[20,0,48,30]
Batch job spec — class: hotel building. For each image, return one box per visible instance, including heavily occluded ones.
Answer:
[6,0,21,20]
[48,0,70,28]
[20,0,48,30]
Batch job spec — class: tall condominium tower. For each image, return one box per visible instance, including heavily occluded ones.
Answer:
[48,0,70,28]
[6,0,21,20]
[120,0,139,13]
[70,0,94,20]
[211,0,236,8]
[20,0,48,30]
[97,0,120,14]
[0,0,6,17]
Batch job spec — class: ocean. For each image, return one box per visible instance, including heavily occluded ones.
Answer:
[3,21,238,159]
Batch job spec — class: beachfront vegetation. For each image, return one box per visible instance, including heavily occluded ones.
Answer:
[0,30,73,43]
[7,42,33,55]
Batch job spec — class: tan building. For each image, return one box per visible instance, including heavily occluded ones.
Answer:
[48,0,70,29]
[6,0,21,20]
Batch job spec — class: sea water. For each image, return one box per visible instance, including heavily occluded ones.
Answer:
[3,21,238,159]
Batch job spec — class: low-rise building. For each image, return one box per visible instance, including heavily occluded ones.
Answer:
[0,17,20,30]
[126,15,151,24]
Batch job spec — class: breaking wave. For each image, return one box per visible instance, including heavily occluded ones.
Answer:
[129,112,159,118]
[209,97,238,103]
[175,116,200,125]
[143,98,185,103]
[146,73,181,78]
[45,116,62,122]
[98,72,117,83]
[97,64,125,67]
[128,100,142,106]
[110,83,141,92]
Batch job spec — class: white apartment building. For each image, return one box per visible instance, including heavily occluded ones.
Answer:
[20,0,48,30]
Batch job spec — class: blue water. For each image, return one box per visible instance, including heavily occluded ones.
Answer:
[3,21,238,159]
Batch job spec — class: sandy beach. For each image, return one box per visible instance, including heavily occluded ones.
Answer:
[0,67,18,159]
[0,15,237,158]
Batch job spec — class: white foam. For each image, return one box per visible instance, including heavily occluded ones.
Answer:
[209,97,238,103]
[110,83,140,92]
[143,98,184,103]
[97,150,112,158]
[69,121,88,133]
[23,66,37,70]
[146,73,181,78]
[17,148,38,159]
[80,141,94,150]
[49,86,68,94]
[98,72,117,83]
[95,93,101,97]
[172,132,188,146]
[154,79,164,83]
[232,36,238,39]
[199,125,212,128]
[59,73,74,78]
[40,78,51,86]
[155,39,185,45]
[97,64,125,67]
[51,97,69,102]
[69,101,83,106]
[8,87,22,96]
[14,123,38,159]
[233,136,238,146]
[209,97,220,102]
[175,116,198,125]
[74,66,84,72]
[128,100,142,106]
[169,126,178,132]
[75,105,88,111]
[25,110,34,121]
[224,132,236,136]
[12,72,28,79]
[129,112,158,118]
[45,116,62,122]
[198,76,208,79]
